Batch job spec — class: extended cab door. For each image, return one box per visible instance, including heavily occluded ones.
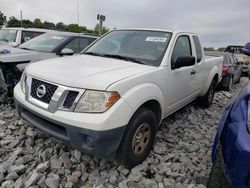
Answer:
[166,34,199,112]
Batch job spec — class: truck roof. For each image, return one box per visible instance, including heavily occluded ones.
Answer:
[114,28,198,35]
[46,31,98,38]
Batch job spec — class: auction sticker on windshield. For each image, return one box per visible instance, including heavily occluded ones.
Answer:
[51,36,64,40]
[145,37,167,42]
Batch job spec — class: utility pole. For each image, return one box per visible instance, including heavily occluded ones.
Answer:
[97,14,105,36]
[77,1,79,25]
[20,10,23,27]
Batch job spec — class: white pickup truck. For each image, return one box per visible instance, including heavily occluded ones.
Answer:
[14,29,223,168]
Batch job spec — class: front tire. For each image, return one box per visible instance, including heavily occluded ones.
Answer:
[116,107,157,169]
[207,144,231,188]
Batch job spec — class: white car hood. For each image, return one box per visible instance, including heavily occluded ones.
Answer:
[26,54,155,90]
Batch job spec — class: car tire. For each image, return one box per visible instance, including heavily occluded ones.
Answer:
[116,107,157,169]
[207,144,231,188]
[236,72,242,84]
[198,79,216,108]
[225,76,233,92]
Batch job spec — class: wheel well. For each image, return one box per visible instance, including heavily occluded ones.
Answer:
[139,100,162,125]
[213,74,219,84]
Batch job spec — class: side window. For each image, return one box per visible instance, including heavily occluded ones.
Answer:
[229,55,235,64]
[21,31,43,43]
[171,35,192,67]
[79,37,94,52]
[64,38,80,54]
[233,56,238,63]
[193,36,203,63]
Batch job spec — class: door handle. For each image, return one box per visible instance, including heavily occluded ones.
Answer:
[191,70,196,75]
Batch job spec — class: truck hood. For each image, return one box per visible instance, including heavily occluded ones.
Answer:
[26,54,155,90]
[0,47,54,63]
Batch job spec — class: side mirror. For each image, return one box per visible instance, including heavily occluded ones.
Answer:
[24,37,31,42]
[174,56,195,69]
[59,48,74,56]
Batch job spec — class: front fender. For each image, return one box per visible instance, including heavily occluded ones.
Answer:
[121,83,165,120]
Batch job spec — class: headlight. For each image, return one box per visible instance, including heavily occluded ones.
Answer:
[20,73,27,93]
[74,90,120,113]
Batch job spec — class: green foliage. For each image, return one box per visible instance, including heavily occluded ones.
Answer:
[0,11,6,27]
[217,47,225,52]
[94,23,109,35]
[7,16,21,27]
[56,22,67,31]
[204,47,215,51]
[67,24,87,33]
[33,19,42,28]
[1,12,108,34]
[42,21,56,30]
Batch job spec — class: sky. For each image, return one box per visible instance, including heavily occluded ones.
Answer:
[0,0,250,48]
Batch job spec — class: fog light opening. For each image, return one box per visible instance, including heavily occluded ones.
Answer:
[86,136,95,148]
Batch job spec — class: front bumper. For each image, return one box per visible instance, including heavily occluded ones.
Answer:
[14,83,133,160]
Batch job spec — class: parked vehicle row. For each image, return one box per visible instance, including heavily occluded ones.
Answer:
[0,31,98,95]
[0,27,50,47]
[205,51,242,91]
[14,29,223,168]
[224,45,250,75]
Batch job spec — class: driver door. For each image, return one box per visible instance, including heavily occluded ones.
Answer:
[166,35,196,112]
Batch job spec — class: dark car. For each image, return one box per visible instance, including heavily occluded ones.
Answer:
[205,51,242,91]
[0,32,98,96]
[207,43,250,188]
[242,43,250,56]
[224,45,243,53]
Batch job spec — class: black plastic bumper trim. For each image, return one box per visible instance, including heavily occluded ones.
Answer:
[15,98,126,160]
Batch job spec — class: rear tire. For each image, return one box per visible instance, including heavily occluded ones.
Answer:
[116,107,157,169]
[207,144,231,188]
[199,79,216,108]
[225,76,233,92]
[235,73,241,84]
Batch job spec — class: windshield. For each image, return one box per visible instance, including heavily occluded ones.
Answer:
[84,30,172,66]
[0,29,17,43]
[19,33,69,52]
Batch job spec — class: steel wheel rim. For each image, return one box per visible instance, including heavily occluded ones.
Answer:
[132,123,151,156]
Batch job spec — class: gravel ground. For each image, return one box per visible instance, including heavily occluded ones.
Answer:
[0,78,248,188]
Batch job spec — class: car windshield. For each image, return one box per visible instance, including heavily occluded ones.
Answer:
[0,29,17,43]
[19,33,69,52]
[84,30,172,66]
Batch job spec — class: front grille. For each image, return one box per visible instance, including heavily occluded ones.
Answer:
[30,78,58,104]
[63,91,79,109]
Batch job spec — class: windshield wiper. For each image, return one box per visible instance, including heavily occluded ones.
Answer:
[19,47,32,51]
[101,54,146,65]
[83,52,105,57]
[0,39,9,42]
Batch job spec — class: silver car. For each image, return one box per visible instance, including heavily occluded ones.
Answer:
[0,31,98,95]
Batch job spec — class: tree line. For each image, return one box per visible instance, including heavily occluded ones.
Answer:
[0,11,109,34]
